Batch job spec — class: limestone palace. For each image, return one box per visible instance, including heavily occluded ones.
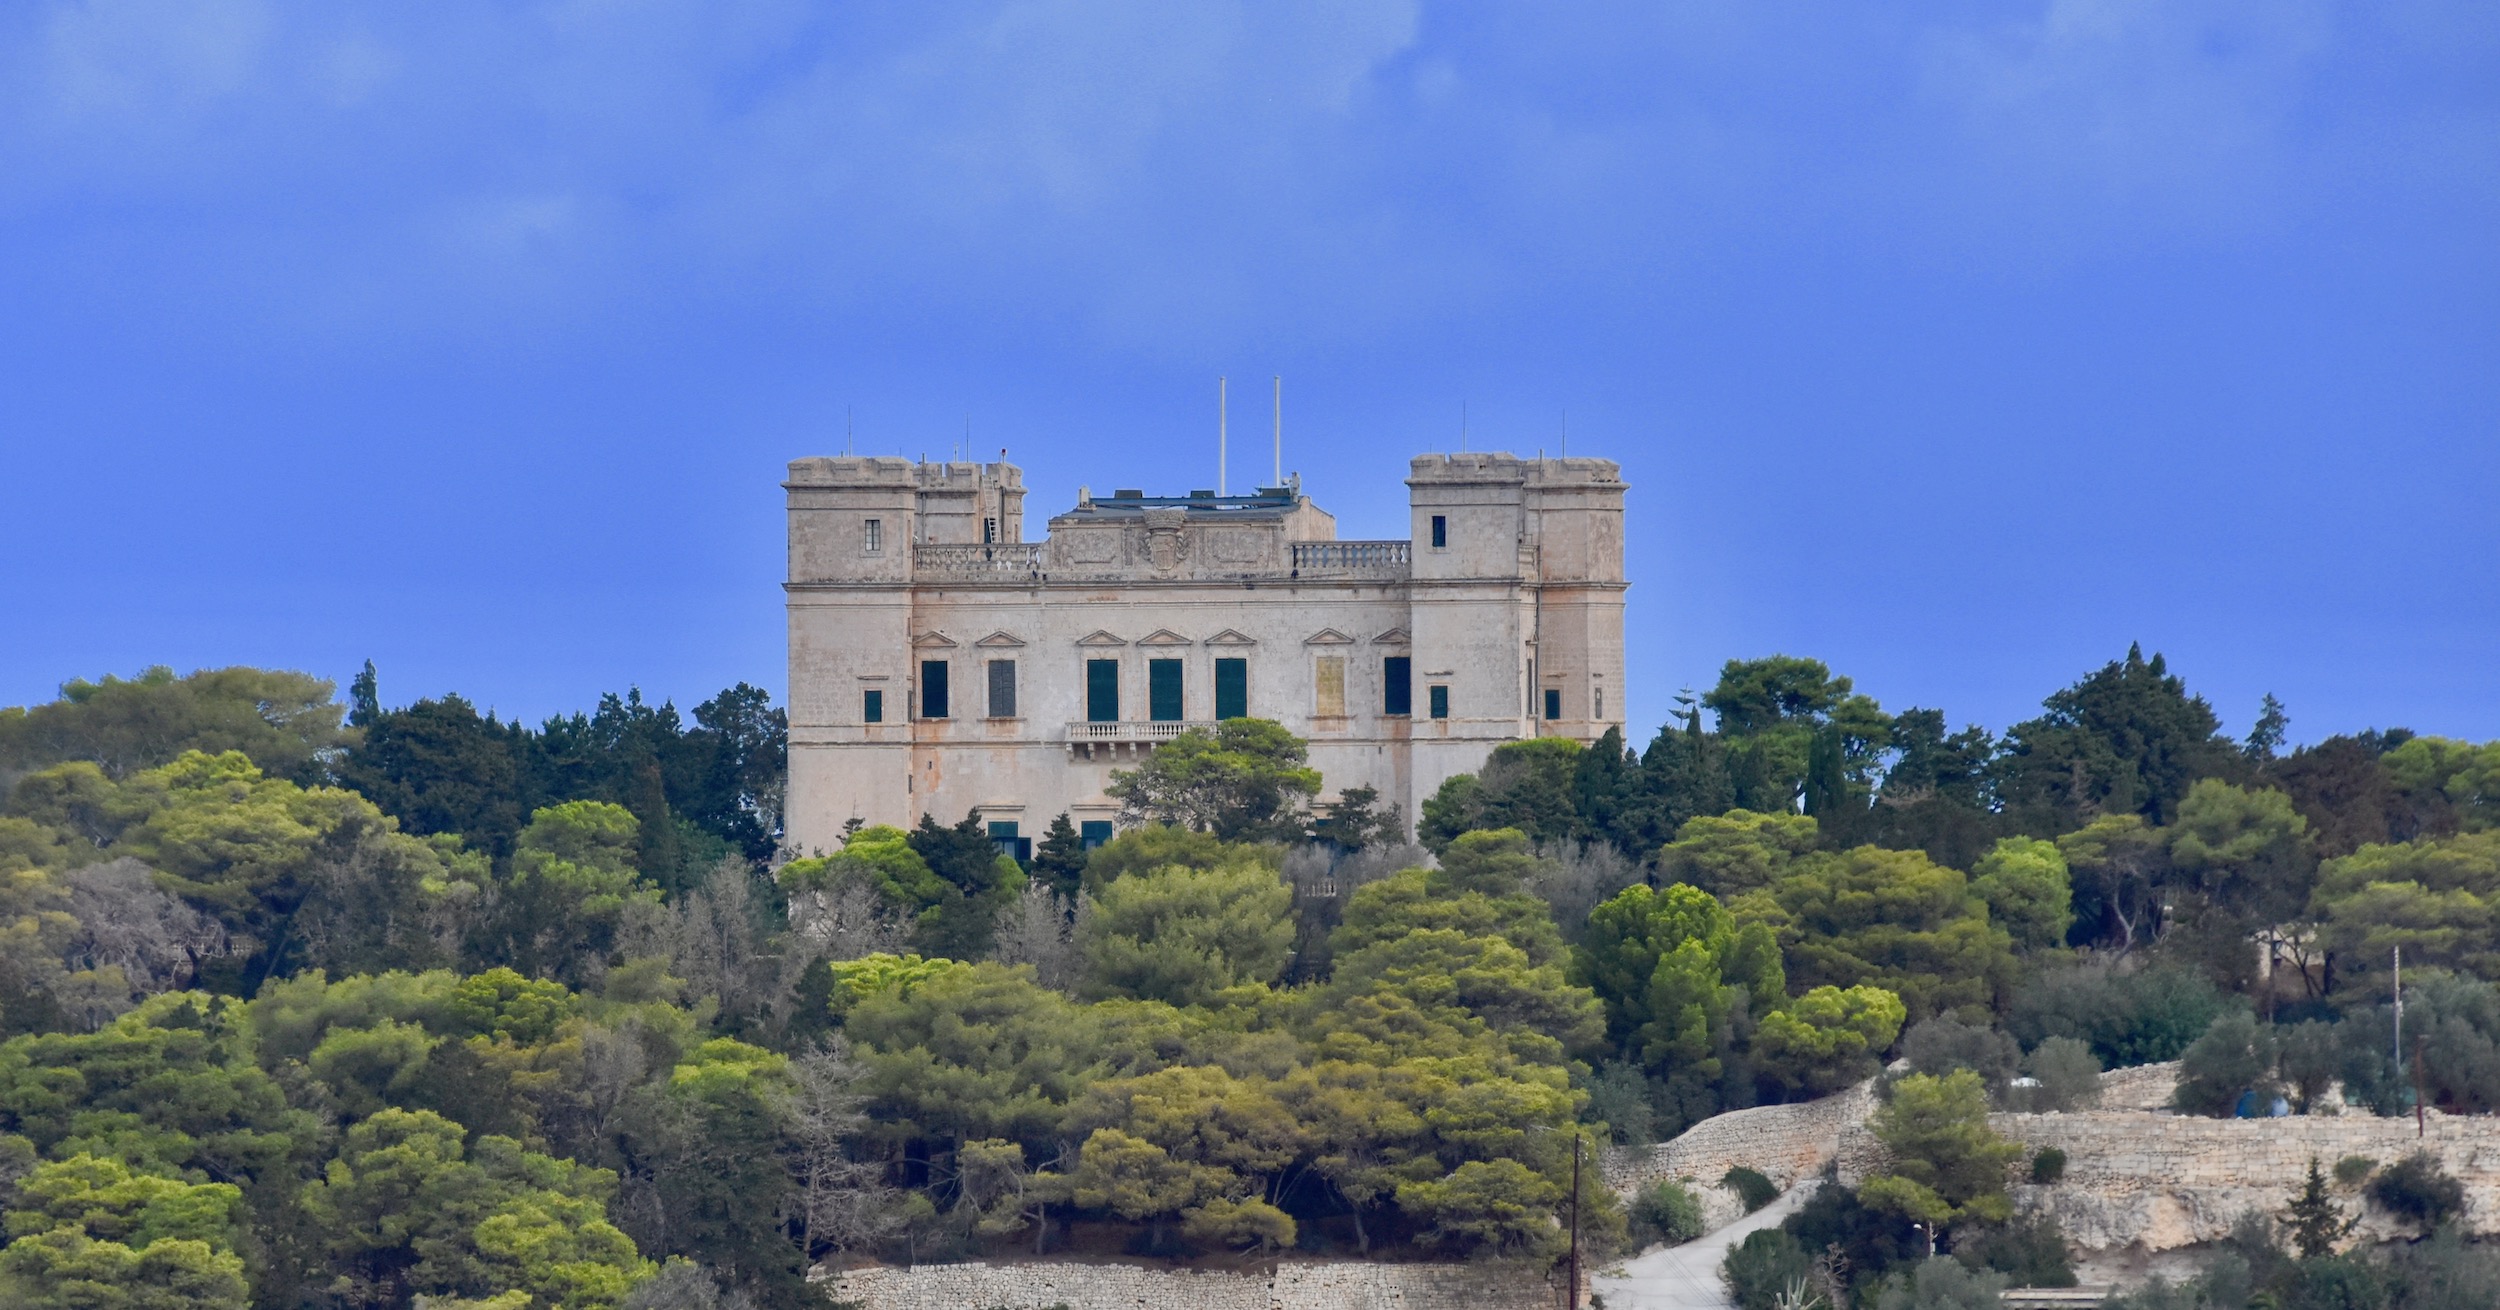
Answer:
[782,451,1627,858]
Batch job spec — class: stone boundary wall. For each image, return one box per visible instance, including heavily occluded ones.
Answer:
[1835,1108,2500,1253]
[2092,1061,2178,1111]
[819,1260,1554,1310]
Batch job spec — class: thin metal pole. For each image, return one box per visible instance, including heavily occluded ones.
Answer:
[1218,376,1227,496]
[1567,1134,1581,1309]
[2394,945,2404,1093]
[1272,376,1282,488]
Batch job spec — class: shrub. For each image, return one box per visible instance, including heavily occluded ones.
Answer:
[1955,1211,2077,1288]
[1722,1227,1815,1310]
[1723,1166,1779,1214]
[2369,1151,2466,1234]
[2008,964,2225,1067]
[2021,1037,2103,1112]
[2172,1010,2276,1118]
[1628,1178,1706,1248]
[1901,1016,2021,1097]
[2333,1155,2376,1187]
[1869,1256,2008,1310]
[2031,1148,2067,1185]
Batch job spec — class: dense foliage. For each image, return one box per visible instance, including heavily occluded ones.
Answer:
[1,650,2494,1308]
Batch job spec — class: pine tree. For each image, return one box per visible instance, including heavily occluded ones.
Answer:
[2244,693,2290,761]
[1031,812,1089,899]
[348,660,381,728]
[2283,1156,2353,1258]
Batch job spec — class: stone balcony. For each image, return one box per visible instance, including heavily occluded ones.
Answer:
[1064,719,1213,759]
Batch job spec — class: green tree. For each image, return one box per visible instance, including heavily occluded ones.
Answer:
[1029,813,1088,900]
[1078,862,1294,1007]
[2172,1010,2277,1118]
[0,665,347,792]
[2055,814,2174,954]
[1573,884,1781,1082]
[1703,656,1892,814]
[1105,720,1321,842]
[903,813,1026,960]
[2282,1156,2353,1258]
[1753,984,1907,1098]
[1654,809,1819,899]
[1394,1157,1563,1260]
[300,1107,650,1309]
[2310,831,2500,982]
[620,1041,798,1305]
[1855,1070,2023,1232]
[1766,845,2017,1021]
[2383,736,2500,834]
[1417,738,1586,851]
[0,1228,249,1309]
[335,694,534,858]
[494,802,659,983]
[1995,644,2237,832]
[1969,837,2074,952]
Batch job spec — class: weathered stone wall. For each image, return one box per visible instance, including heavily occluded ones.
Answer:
[819,1259,1555,1310]
[2092,1061,2179,1111]
[1834,1108,2500,1253]
[1604,1082,1878,1230]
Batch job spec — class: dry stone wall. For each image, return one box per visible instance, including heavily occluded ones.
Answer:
[1992,1110,2500,1252]
[819,1260,1555,1310]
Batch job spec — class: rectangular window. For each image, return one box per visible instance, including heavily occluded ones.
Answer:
[1149,659,1184,721]
[1080,820,1114,850]
[1315,656,1346,716]
[863,519,883,553]
[987,821,1029,863]
[1429,685,1450,720]
[1595,687,1604,720]
[1430,514,1447,548]
[862,688,884,723]
[1214,658,1248,720]
[1086,659,1120,722]
[1544,688,1562,721]
[920,660,950,719]
[1382,656,1412,716]
[987,659,1017,718]
[984,517,998,544]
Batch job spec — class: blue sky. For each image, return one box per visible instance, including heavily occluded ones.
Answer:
[1,1,2493,748]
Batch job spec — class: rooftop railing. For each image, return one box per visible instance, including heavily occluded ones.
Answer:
[914,542,1045,575]
[1289,540,1411,574]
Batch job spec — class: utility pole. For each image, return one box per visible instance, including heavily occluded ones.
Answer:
[1566,1133,1582,1309]
[2394,945,2404,1099]
[2415,1038,2429,1139]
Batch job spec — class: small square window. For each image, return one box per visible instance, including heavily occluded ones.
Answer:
[862,689,883,723]
[1428,685,1449,720]
[1543,688,1562,721]
[1429,514,1447,549]
[1080,820,1115,850]
[863,519,883,553]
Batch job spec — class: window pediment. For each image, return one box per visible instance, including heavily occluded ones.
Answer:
[911,631,958,649]
[1304,628,1355,646]
[974,631,1026,648]
[1371,627,1411,645]
[1204,629,1257,647]
[1075,630,1129,648]
[1136,629,1194,647]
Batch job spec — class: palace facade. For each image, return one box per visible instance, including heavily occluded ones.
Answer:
[782,451,1627,856]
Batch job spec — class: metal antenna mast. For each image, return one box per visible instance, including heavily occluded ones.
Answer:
[1218,376,1227,496]
[1272,376,1282,488]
